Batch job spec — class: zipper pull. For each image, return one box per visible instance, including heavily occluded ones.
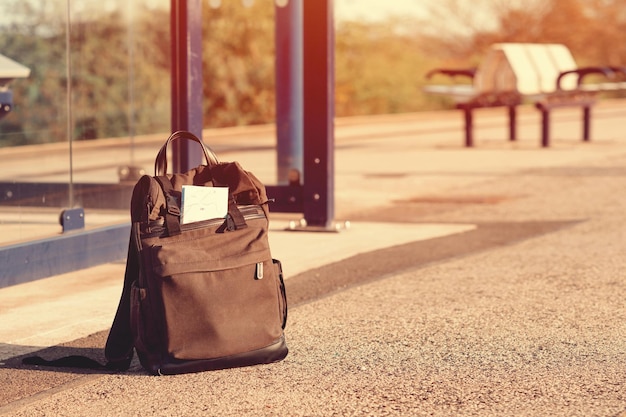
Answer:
[226,214,236,231]
[255,262,264,280]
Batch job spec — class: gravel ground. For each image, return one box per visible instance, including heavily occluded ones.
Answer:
[2,110,626,416]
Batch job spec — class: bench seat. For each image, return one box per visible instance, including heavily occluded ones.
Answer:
[424,43,625,147]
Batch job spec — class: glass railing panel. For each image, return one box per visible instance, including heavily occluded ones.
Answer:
[0,0,170,246]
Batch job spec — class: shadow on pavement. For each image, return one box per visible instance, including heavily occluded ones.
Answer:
[0,219,582,411]
[287,219,583,307]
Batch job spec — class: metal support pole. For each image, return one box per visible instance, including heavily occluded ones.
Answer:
[582,106,591,141]
[508,105,517,141]
[462,107,473,147]
[540,108,550,147]
[301,0,335,229]
[61,0,85,232]
[171,0,203,173]
[275,0,303,185]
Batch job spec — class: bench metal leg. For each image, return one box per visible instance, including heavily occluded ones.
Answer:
[508,106,517,141]
[540,108,550,147]
[462,107,473,147]
[583,106,591,141]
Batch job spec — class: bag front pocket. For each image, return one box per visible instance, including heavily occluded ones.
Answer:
[156,259,284,360]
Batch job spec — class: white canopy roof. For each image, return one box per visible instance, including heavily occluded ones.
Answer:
[0,53,30,80]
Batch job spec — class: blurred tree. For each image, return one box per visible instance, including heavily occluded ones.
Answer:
[420,0,626,68]
[582,0,626,66]
[200,1,276,127]
[0,1,171,146]
[68,7,172,140]
[335,19,442,115]
[1,0,625,147]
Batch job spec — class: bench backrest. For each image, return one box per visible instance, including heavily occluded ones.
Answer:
[474,43,578,96]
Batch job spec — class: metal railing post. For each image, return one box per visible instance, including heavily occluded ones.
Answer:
[301,0,335,229]
[275,0,304,186]
[171,0,203,173]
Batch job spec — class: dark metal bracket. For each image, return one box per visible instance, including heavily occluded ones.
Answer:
[59,207,85,232]
[0,90,12,120]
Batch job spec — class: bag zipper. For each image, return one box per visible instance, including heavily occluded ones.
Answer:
[142,205,266,238]
[255,262,264,280]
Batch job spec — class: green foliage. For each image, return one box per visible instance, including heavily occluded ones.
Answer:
[335,19,444,116]
[200,1,276,127]
[1,0,625,147]
[421,0,626,67]
[0,1,171,147]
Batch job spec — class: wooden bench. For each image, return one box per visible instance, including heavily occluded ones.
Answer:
[423,43,626,147]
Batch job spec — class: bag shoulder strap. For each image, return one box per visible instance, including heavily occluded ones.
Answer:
[23,225,140,372]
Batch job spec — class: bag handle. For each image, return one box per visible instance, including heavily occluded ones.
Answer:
[154,130,219,176]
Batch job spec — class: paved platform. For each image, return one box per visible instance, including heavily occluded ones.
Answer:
[0,221,475,361]
[1,100,625,416]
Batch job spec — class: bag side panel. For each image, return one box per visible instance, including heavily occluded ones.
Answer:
[131,233,170,373]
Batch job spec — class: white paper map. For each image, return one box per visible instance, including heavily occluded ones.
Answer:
[180,185,229,224]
